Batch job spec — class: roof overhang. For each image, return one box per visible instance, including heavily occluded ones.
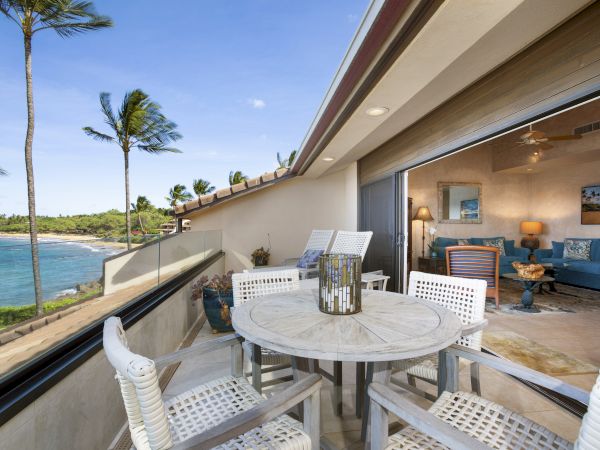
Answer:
[293,0,592,178]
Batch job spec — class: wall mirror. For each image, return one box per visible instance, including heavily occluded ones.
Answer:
[438,182,482,224]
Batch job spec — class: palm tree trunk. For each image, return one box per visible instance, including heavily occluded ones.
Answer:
[124,151,131,250]
[137,213,145,235]
[24,34,44,316]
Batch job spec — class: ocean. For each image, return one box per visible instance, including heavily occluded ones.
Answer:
[0,237,119,307]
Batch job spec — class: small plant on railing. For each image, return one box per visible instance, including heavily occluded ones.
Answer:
[192,271,234,333]
[251,246,270,266]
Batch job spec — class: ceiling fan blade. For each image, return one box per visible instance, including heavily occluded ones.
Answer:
[545,134,582,141]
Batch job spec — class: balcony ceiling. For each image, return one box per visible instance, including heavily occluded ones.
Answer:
[300,0,592,178]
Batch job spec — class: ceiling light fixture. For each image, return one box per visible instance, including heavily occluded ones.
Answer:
[323,157,335,162]
[366,106,389,117]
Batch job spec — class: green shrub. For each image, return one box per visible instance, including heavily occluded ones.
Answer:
[0,288,101,330]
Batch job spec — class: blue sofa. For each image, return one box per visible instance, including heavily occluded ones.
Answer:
[534,239,600,290]
[434,237,530,274]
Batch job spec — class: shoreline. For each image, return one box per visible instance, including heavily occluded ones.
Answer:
[0,232,135,250]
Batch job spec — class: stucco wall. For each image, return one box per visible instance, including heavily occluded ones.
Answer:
[408,147,529,266]
[0,256,224,450]
[529,159,600,247]
[186,163,359,272]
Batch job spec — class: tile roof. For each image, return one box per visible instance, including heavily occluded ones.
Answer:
[174,168,293,217]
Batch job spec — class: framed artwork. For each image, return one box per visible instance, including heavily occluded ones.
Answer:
[460,199,479,220]
[582,185,600,225]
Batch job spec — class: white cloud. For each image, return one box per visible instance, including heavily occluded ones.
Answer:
[248,98,266,109]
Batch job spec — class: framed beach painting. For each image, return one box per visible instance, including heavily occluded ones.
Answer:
[460,199,479,220]
[582,185,600,225]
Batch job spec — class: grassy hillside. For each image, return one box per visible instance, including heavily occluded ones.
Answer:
[0,208,172,238]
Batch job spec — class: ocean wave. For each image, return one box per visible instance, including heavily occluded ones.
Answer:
[54,288,77,298]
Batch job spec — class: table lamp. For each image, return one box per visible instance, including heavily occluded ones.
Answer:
[520,221,543,253]
[413,206,434,258]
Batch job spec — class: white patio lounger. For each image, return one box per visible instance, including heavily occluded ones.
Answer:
[249,229,334,279]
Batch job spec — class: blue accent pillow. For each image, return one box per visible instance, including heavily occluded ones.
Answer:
[297,249,324,268]
[552,241,564,259]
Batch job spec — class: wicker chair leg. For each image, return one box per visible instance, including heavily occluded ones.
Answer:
[334,361,343,416]
[252,343,263,394]
[356,362,365,418]
[470,361,481,396]
[407,373,417,388]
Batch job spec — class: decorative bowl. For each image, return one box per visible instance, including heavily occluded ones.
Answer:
[511,262,545,279]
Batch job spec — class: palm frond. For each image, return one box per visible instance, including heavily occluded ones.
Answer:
[137,145,181,154]
[31,0,112,36]
[99,92,119,133]
[82,126,114,143]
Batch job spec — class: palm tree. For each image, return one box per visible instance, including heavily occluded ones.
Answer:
[166,184,192,207]
[276,150,297,169]
[193,178,215,196]
[83,90,182,250]
[1,0,111,315]
[229,170,248,186]
[131,195,152,234]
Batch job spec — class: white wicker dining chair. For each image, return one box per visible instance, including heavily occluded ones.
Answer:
[103,316,321,450]
[369,344,596,450]
[391,271,487,398]
[232,269,300,394]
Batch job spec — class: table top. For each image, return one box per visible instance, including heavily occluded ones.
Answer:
[232,288,463,362]
[361,273,391,282]
[502,273,554,282]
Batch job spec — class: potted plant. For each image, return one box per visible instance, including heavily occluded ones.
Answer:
[192,271,234,332]
[251,246,270,266]
[427,226,439,258]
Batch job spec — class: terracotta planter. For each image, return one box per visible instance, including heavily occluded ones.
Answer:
[202,287,234,332]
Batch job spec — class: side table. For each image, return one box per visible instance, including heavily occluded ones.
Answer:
[418,256,446,275]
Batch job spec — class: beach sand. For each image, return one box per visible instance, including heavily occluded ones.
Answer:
[0,232,136,250]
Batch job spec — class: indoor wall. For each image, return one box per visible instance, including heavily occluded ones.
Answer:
[408,144,600,267]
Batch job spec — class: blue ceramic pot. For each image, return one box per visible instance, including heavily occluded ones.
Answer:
[202,287,234,332]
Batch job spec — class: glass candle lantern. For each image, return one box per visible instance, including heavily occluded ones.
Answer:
[318,254,362,315]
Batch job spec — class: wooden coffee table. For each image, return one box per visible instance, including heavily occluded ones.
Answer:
[503,273,555,312]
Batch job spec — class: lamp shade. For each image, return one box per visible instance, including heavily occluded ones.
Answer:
[520,221,543,235]
[413,206,434,222]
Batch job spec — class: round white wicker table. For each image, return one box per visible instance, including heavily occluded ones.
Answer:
[232,287,463,446]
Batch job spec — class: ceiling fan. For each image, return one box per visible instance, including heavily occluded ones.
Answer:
[518,124,582,150]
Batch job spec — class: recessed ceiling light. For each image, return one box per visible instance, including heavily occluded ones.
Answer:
[366,107,389,117]
[527,168,533,172]
[323,157,335,162]
[533,151,539,156]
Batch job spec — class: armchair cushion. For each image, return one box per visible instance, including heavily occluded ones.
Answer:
[296,249,323,268]
[552,241,564,258]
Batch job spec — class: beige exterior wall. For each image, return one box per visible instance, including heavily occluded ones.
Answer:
[0,256,225,450]
[187,163,359,272]
[529,160,600,248]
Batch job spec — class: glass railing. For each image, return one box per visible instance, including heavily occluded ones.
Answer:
[0,230,222,332]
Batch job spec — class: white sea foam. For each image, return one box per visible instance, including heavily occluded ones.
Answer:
[54,288,77,298]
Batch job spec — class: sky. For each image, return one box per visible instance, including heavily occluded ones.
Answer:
[0,0,369,216]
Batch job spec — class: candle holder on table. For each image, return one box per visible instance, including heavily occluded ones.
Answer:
[318,253,361,315]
